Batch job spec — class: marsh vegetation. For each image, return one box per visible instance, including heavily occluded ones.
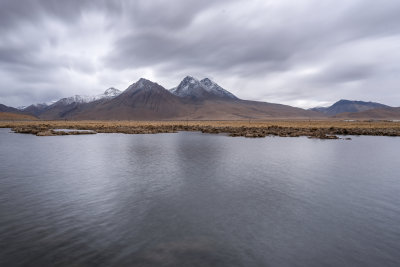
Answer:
[2,120,400,139]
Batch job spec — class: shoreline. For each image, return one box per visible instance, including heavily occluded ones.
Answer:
[1,120,400,139]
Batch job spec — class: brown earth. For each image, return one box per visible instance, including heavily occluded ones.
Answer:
[0,112,38,121]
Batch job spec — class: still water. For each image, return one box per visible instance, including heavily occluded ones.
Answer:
[0,128,400,266]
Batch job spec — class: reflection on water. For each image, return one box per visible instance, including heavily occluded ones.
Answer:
[0,129,400,266]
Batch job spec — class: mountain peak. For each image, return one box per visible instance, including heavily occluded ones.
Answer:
[104,87,121,97]
[336,99,353,104]
[182,75,199,83]
[123,78,165,96]
[200,77,212,83]
[170,76,238,100]
[138,77,151,83]
[200,78,238,100]
[134,78,158,89]
[170,76,206,99]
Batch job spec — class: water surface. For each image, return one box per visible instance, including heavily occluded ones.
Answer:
[0,128,399,266]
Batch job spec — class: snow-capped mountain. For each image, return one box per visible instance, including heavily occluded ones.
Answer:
[54,87,122,106]
[170,76,207,98]
[102,87,122,98]
[200,78,238,99]
[170,76,238,100]
[124,78,163,94]
[56,95,92,105]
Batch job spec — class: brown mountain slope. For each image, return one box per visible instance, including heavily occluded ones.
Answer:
[335,107,400,119]
[0,112,38,121]
[67,99,323,121]
[40,102,81,120]
[171,99,323,120]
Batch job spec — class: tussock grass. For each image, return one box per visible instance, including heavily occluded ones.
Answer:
[2,119,400,138]
[1,119,399,129]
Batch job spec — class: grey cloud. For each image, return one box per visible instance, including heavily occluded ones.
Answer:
[338,0,400,38]
[1,0,400,107]
[0,45,59,71]
[106,0,400,77]
[106,16,297,72]
[126,0,236,30]
[312,63,378,84]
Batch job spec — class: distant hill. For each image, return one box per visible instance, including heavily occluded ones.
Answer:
[0,112,38,121]
[0,104,21,114]
[34,77,323,120]
[335,107,400,120]
[23,103,49,117]
[311,100,390,116]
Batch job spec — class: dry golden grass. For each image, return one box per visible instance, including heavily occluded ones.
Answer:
[1,119,400,130]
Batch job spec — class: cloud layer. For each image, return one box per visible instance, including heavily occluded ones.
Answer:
[1,0,400,108]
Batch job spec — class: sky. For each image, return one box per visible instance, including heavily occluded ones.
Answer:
[1,0,400,108]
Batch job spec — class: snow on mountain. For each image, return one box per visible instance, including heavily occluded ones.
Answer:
[170,76,238,100]
[54,87,121,106]
[34,103,49,108]
[200,78,238,99]
[46,100,57,106]
[57,95,91,105]
[125,78,161,93]
[102,87,122,98]
[170,76,207,98]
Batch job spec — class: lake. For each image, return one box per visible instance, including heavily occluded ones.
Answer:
[0,128,400,266]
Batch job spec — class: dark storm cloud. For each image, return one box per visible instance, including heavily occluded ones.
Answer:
[1,0,400,107]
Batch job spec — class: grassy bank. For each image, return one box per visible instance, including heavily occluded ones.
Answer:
[1,120,400,139]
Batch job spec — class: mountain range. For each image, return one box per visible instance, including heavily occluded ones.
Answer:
[1,76,399,120]
[310,100,390,116]
[334,107,400,119]
[0,104,20,113]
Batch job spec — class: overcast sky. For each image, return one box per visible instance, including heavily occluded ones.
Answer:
[1,0,400,108]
